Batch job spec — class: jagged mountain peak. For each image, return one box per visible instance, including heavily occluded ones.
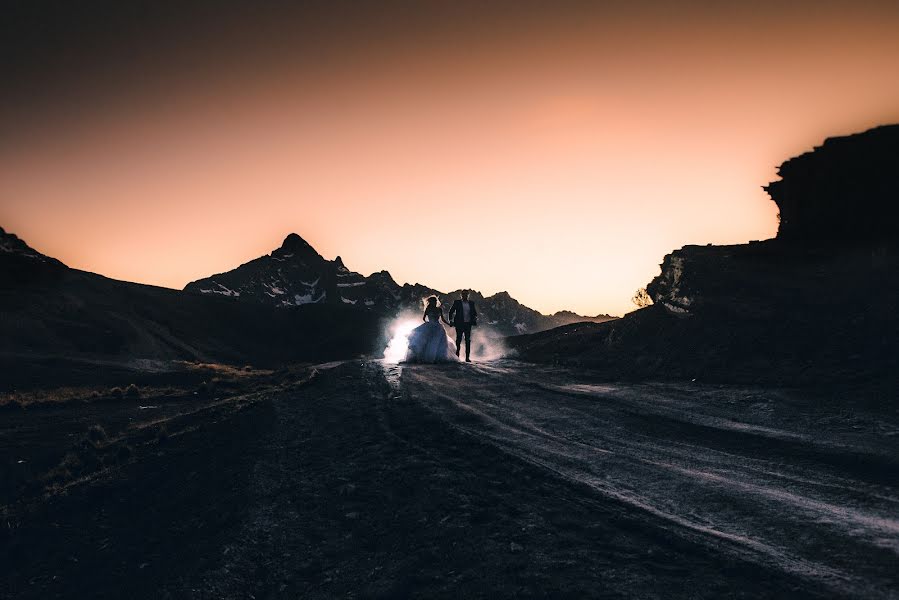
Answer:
[486,290,517,304]
[277,233,320,256]
[269,233,327,267]
[367,270,397,285]
[184,232,615,335]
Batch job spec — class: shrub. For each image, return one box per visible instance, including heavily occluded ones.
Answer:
[632,287,653,308]
[109,387,124,400]
[124,384,140,399]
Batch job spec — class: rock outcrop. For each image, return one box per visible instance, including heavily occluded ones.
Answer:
[511,125,899,385]
[764,124,899,244]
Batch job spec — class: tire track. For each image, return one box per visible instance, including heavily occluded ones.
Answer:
[397,360,899,599]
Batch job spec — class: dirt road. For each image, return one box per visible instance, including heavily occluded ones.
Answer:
[398,360,899,599]
[3,360,896,598]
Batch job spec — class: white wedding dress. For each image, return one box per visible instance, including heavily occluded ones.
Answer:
[404,311,458,363]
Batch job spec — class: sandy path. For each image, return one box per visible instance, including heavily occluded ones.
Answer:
[398,359,899,599]
[4,361,894,598]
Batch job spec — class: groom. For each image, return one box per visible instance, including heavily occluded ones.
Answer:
[448,290,477,362]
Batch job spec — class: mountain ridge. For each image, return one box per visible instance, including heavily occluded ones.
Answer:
[0,227,383,389]
[184,233,616,336]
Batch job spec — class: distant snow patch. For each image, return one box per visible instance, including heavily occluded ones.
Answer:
[263,282,286,296]
[201,283,240,297]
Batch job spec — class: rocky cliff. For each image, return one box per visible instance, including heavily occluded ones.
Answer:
[764,124,899,244]
[511,125,899,385]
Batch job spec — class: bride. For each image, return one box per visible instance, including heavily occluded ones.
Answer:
[404,296,459,363]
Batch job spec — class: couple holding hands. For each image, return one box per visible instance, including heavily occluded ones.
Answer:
[404,291,477,363]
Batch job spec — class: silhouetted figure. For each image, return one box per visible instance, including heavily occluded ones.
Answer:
[448,291,477,362]
[404,296,457,363]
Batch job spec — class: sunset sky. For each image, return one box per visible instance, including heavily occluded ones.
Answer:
[2,1,898,316]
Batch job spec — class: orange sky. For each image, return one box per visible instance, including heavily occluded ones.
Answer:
[2,1,898,316]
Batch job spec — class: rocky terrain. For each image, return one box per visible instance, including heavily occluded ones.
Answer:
[510,124,899,387]
[185,233,615,337]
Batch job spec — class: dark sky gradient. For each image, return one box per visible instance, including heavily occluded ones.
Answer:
[5,0,897,139]
[3,1,899,315]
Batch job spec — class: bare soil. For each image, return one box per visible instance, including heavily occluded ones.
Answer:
[2,360,895,598]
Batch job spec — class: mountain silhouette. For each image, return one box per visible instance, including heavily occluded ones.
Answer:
[0,228,381,390]
[185,234,615,336]
[0,226,613,389]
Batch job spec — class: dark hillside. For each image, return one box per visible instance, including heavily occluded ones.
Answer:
[0,230,379,390]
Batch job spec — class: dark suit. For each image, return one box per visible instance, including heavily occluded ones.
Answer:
[448,299,477,360]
